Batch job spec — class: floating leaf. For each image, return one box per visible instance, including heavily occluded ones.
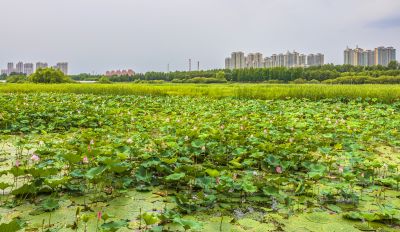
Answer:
[165,172,185,181]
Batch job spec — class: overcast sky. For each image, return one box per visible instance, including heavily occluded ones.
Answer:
[1,0,399,74]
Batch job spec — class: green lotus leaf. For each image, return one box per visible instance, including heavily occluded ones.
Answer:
[172,217,202,231]
[85,166,107,179]
[100,220,128,232]
[0,219,23,232]
[41,198,60,212]
[165,172,186,181]
[141,212,160,226]
[205,169,220,177]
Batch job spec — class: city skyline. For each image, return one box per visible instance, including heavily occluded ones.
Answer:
[1,0,399,74]
[225,51,324,69]
[1,61,68,76]
[344,46,396,66]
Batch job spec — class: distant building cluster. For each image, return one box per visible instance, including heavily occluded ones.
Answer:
[105,69,135,77]
[1,62,68,76]
[344,46,396,66]
[225,51,324,69]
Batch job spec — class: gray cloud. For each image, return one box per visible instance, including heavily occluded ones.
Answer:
[0,0,399,74]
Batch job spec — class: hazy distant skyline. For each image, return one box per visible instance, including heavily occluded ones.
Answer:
[1,0,399,74]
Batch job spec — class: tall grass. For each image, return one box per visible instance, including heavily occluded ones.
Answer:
[0,83,399,103]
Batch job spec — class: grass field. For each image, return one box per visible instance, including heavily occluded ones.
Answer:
[0,83,400,102]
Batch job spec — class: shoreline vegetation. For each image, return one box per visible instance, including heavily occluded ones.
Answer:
[0,83,399,103]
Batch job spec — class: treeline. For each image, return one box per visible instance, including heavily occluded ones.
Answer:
[323,76,400,84]
[60,61,400,84]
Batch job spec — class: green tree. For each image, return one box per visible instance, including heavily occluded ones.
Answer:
[98,76,112,83]
[6,74,28,83]
[28,68,72,83]
[388,61,399,70]
[215,71,226,80]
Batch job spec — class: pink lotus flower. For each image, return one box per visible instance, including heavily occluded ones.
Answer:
[97,211,102,220]
[275,166,283,174]
[338,166,344,173]
[361,172,365,178]
[31,154,40,162]
[15,160,20,167]
[83,156,89,164]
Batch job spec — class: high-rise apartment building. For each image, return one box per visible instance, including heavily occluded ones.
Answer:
[225,58,231,69]
[229,52,245,69]
[284,51,300,67]
[270,54,278,67]
[264,57,272,68]
[36,62,48,70]
[375,47,396,66]
[344,47,353,65]
[16,62,24,74]
[344,46,396,66]
[314,53,324,66]
[277,54,285,67]
[307,54,315,66]
[23,63,34,75]
[306,53,324,66]
[299,54,307,67]
[7,62,14,75]
[244,53,263,68]
[246,53,256,68]
[254,53,263,68]
[55,62,68,75]
[366,50,375,66]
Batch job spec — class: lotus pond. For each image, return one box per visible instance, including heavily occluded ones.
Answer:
[0,93,400,231]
